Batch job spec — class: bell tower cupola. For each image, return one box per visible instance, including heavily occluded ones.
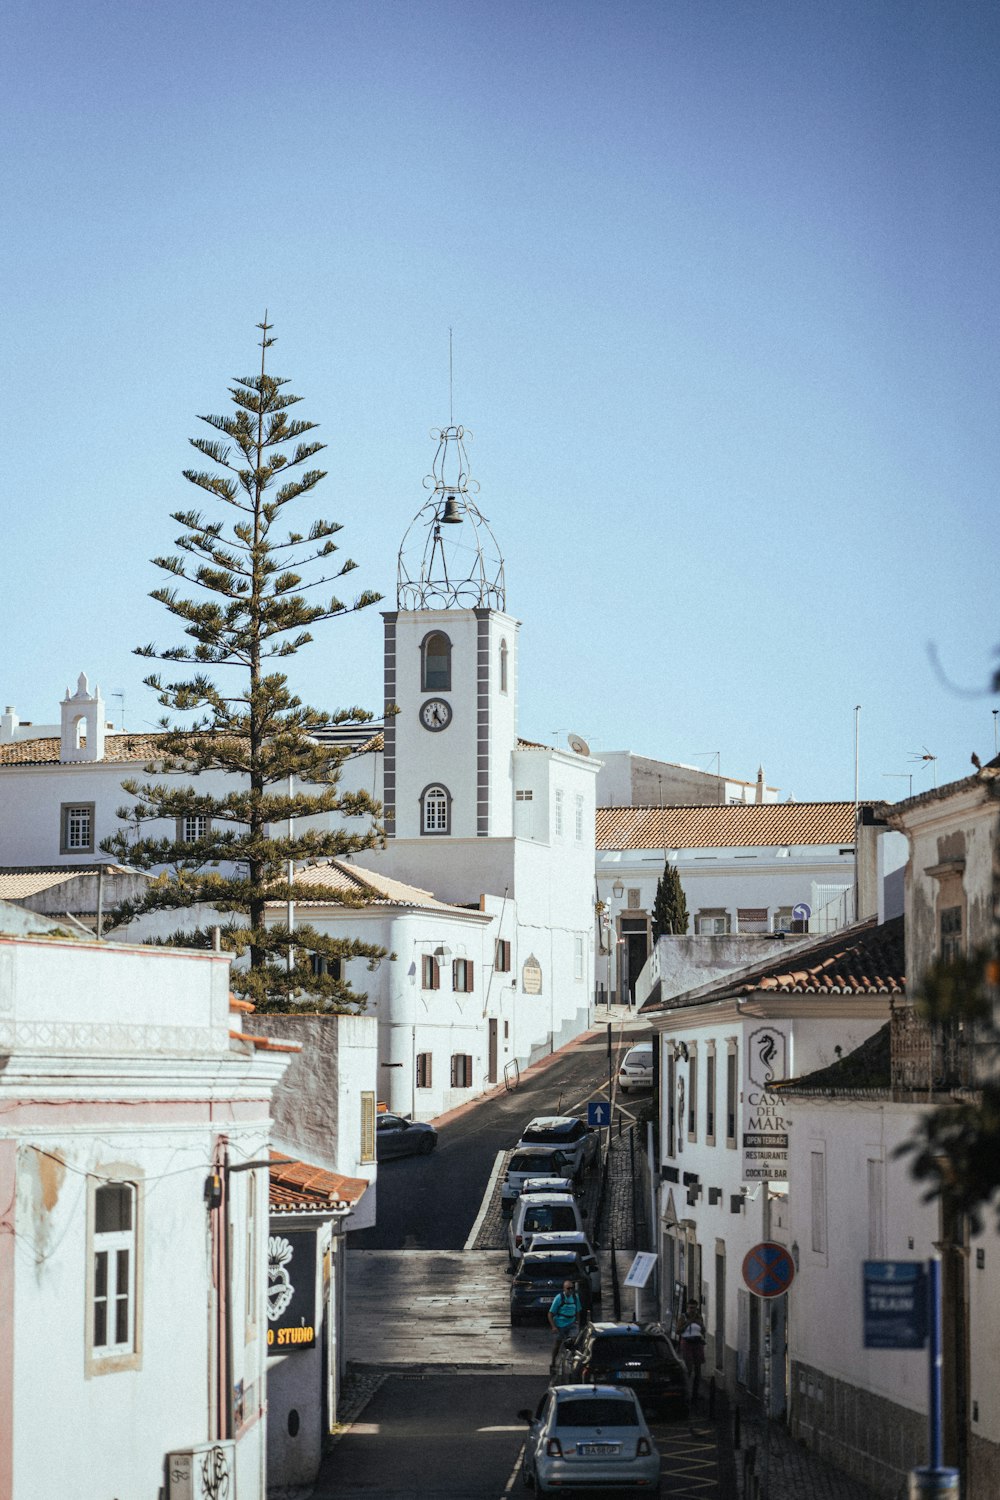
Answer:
[384,425,518,841]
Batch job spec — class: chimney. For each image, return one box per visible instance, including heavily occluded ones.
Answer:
[755,766,765,805]
[0,706,18,744]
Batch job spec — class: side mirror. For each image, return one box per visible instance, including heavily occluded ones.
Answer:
[517,1409,534,1423]
[504,1264,514,1276]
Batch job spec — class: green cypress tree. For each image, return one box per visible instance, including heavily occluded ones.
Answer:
[650,860,689,938]
[102,318,385,1011]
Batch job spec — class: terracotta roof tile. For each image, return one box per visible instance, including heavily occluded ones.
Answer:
[269,1151,369,1214]
[597,802,858,850]
[0,864,136,899]
[269,859,467,913]
[0,734,166,767]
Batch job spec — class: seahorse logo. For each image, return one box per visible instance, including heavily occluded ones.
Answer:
[748,1027,785,1087]
[758,1033,777,1076]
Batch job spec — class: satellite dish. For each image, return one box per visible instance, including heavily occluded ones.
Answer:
[568,733,591,756]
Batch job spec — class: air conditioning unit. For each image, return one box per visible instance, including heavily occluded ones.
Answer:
[166,1442,235,1500]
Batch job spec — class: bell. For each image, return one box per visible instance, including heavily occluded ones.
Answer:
[439,494,463,524]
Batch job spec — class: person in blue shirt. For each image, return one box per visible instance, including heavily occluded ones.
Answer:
[548,1279,583,1372]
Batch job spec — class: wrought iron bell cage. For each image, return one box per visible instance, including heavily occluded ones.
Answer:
[396,425,506,611]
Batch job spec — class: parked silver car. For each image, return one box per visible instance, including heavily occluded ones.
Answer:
[517,1384,661,1497]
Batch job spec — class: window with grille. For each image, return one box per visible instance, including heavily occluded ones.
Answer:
[416,1053,433,1089]
[360,1092,376,1162]
[91,1182,137,1359]
[421,954,440,990]
[499,638,508,693]
[575,795,584,841]
[494,938,511,972]
[61,802,94,853]
[554,788,564,838]
[179,813,209,842]
[811,1150,827,1255]
[421,784,450,835]
[687,1049,698,1140]
[421,630,452,691]
[737,908,768,934]
[940,906,963,963]
[452,958,474,992]
[515,789,533,801]
[450,1053,473,1088]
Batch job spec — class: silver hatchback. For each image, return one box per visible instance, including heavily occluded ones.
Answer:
[518,1384,661,1496]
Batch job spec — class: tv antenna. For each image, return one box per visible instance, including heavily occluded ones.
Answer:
[112,691,125,732]
[908,746,938,787]
[882,771,913,798]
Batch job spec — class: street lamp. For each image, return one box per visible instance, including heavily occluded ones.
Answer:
[612,878,624,900]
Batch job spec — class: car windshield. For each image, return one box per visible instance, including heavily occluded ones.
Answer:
[522,1122,579,1142]
[518,1261,576,1281]
[592,1335,669,1363]
[523,1206,577,1233]
[556,1398,639,1428]
[509,1153,557,1173]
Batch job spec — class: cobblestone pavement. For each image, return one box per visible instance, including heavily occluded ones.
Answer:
[733,1403,881,1500]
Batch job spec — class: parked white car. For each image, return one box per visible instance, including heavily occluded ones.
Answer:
[618,1042,654,1094]
[508,1191,587,1261]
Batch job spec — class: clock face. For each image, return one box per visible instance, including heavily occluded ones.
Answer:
[419,697,453,732]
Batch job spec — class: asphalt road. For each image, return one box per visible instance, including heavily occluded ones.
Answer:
[317,1370,735,1499]
[354,1022,647,1251]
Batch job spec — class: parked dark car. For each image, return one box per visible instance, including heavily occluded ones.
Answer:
[510,1251,590,1326]
[375,1112,437,1160]
[554,1322,690,1419]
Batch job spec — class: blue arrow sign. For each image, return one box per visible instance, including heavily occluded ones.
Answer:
[588,1101,611,1128]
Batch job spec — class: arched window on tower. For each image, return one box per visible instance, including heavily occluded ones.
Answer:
[421,631,452,692]
[420,784,452,835]
[499,638,508,694]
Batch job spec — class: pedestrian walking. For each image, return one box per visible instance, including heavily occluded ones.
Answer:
[548,1279,583,1374]
[677,1301,706,1402]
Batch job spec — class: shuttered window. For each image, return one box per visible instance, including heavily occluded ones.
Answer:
[360,1092,376,1162]
[450,1053,473,1088]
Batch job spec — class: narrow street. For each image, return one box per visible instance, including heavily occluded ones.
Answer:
[309,1012,739,1498]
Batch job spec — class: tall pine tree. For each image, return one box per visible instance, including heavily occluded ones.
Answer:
[102,319,385,1011]
[651,859,689,938]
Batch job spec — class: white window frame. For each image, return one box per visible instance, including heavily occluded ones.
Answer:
[178,812,210,843]
[573,934,585,981]
[420,784,451,835]
[499,638,508,694]
[360,1092,376,1163]
[575,795,584,841]
[61,801,95,854]
[85,1170,143,1375]
[452,958,474,993]
[553,788,564,839]
[810,1148,828,1258]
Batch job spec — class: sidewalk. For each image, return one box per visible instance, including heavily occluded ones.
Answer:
[733,1404,880,1500]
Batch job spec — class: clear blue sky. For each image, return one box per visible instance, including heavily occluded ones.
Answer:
[3,0,997,801]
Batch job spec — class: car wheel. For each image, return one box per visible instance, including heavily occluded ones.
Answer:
[520,1454,533,1488]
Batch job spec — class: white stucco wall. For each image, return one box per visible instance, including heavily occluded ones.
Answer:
[0,935,287,1500]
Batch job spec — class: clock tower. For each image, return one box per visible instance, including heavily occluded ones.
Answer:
[383,425,519,841]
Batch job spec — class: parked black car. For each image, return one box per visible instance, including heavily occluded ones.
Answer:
[554,1322,690,1419]
[375,1112,438,1160]
[510,1251,590,1326]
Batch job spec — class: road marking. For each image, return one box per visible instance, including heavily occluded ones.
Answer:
[501,1446,525,1494]
[464,1148,506,1250]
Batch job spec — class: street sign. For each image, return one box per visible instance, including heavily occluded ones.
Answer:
[742,1241,795,1299]
[624,1252,658,1290]
[588,1100,611,1128]
[792,903,811,921]
[863,1261,927,1350]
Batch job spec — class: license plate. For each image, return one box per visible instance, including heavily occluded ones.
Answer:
[577,1443,621,1456]
[614,1369,649,1380]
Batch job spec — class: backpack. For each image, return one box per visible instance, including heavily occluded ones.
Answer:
[552,1292,581,1328]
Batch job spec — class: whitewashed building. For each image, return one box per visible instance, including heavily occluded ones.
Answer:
[0,901,296,1500]
[642,914,904,1417]
[777,755,1000,1497]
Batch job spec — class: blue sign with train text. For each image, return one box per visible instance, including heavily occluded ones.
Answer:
[863,1261,927,1350]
